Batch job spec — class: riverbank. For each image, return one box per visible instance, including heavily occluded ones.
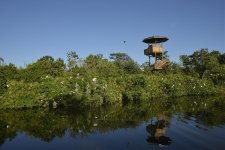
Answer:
[1,50,224,109]
[0,73,223,109]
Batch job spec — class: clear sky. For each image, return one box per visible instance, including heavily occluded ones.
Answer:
[0,0,224,67]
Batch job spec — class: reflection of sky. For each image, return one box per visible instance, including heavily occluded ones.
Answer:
[1,126,150,150]
[1,114,225,150]
[0,0,224,67]
[1,96,225,150]
[169,115,225,150]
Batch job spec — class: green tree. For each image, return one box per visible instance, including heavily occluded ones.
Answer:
[219,53,225,64]
[67,51,79,71]
[167,62,182,74]
[20,56,66,82]
[141,62,153,75]
[37,56,55,75]
[163,51,169,59]
[109,53,131,62]
[1,63,19,80]
[180,48,209,78]
[80,54,119,78]
[0,70,7,95]
[180,49,225,85]
[109,53,141,74]
[52,58,66,76]
[0,57,4,66]
[36,56,65,77]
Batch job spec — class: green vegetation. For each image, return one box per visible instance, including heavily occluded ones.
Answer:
[180,49,225,86]
[0,70,7,95]
[0,49,224,109]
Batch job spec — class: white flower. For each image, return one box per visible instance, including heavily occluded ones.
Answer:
[75,83,79,92]
[53,101,57,108]
[92,78,97,82]
[78,130,82,133]
[6,84,9,87]
[61,81,64,84]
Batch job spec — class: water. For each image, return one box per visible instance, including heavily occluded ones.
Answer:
[0,96,225,150]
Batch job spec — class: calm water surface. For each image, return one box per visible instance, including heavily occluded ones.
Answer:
[0,96,225,150]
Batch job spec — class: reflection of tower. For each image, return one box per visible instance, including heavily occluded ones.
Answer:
[146,114,172,147]
[143,36,170,70]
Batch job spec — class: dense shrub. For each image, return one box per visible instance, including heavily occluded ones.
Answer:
[0,80,45,109]
[0,72,221,109]
[0,50,224,109]
[123,74,220,103]
[0,71,7,95]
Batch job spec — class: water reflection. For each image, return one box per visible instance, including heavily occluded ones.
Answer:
[146,114,172,147]
[0,96,225,149]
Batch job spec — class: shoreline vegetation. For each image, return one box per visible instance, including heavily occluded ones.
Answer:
[0,49,224,109]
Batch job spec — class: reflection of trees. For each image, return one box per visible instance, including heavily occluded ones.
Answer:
[146,114,172,147]
[0,96,225,146]
[0,109,69,144]
[0,120,14,146]
[0,116,17,146]
[0,104,158,146]
[175,96,225,127]
[197,100,225,127]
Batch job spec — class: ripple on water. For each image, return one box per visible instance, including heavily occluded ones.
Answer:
[169,114,225,150]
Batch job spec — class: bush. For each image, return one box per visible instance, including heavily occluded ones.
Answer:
[0,71,7,95]
[122,74,220,103]
[0,50,223,109]
[0,80,45,109]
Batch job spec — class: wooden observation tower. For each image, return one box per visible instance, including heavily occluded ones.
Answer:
[143,36,169,70]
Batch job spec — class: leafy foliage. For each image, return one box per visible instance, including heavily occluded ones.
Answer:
[20,56,66,82]
[67,51,79,71]
[0,49,224,109]
[180,49,225,86]
[0,57,4,66]
[110,53,141,74]
[0,70,7,95]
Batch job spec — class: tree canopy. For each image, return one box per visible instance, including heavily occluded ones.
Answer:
[180,49,225,85]
[0,49,224,109]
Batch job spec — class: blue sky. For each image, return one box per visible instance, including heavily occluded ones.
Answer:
[0,0,224,67]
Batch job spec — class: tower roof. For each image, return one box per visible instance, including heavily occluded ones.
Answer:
[143,36,169,44]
